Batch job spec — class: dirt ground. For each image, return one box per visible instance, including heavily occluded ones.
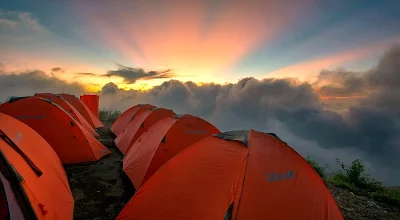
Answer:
[64,126,135,220]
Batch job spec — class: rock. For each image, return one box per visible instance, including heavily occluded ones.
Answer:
[367,201,380,209]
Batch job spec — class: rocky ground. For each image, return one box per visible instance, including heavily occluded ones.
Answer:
[330,184,400,220]
[64,121,400,220]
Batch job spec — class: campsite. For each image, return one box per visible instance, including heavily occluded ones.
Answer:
[1,93,399,220]
[2,0,400,219]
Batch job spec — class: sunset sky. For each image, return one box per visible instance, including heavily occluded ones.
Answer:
[1,0,400,91]
[1,0,400,185]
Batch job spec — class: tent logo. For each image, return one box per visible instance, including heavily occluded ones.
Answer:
[15,115,44,120]
[265,170,294,182]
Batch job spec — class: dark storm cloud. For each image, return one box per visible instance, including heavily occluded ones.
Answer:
[367,45,400,89]
[0,69,84,102]
[313,69,368,97]
[98,45,400,185]
[104,64,175,84]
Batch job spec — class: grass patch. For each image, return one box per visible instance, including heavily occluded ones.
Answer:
[306,157,400,206]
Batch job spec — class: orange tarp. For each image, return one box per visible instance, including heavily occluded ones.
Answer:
[80,94,99,118]
[35,93,99,137]
[123,114,220,189]
[0,112,74,219]
[111,104,155,136]
[115,108,175,154]
[0,97,111,164]
[59,94,104,129]
[117,130,343,220]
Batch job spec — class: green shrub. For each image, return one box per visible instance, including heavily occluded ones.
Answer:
[326,158,400,206]
[370,188,400,206]
[330,158,384,193]
[99,108,121,123]
[305,156,328,178]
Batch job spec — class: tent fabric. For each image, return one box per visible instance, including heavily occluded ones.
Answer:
[35,93,99,137]
[115,108,175,154]
[0,97,111,164]
[80,94,99,118]
[122,114,220,189]
[110,104,156,136]
[0,112,74,220]
[116,129,343,220]
[59,94,104,129]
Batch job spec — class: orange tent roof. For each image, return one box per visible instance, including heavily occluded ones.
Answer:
[123,114,220,189]
[80,94,99,118]
[0,112,74,219]
[115,108,175,154]
[0,97,111,164]
[59,94,104,129]
[117,130,343,220]
[111,104,156,136]
[35,93,99,137]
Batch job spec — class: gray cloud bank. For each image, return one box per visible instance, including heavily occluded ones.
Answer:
[0,45,399,185]
[0,69,84,102]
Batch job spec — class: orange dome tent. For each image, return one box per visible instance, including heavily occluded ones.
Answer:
[35,93,99,137]
[0,112,74,219]
[0,96,111,164]
[122,114,220,189]
[59,94,104,129]
[115,108,175,154]
[111,104,156,136]
[80,94,100,118]
[117,130,343,220]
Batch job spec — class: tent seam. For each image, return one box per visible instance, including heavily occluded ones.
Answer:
[231,132,251,220]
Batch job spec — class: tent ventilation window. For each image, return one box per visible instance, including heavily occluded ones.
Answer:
[0,151,38,219]
[8,96,30,104]
[0,130,42,177]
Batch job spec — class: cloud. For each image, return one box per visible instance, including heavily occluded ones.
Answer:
[1,44,399,185]
[0,10,52,44]
[0,69,84,102]
[98,45,400,185]
[264,39,399,81]
[314,68,367,96]
[72,72,98,79]
[51,67,64,73]
[104,64,175,84]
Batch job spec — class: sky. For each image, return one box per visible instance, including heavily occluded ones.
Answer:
[1,0,400,91]
[1,0,400,185]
